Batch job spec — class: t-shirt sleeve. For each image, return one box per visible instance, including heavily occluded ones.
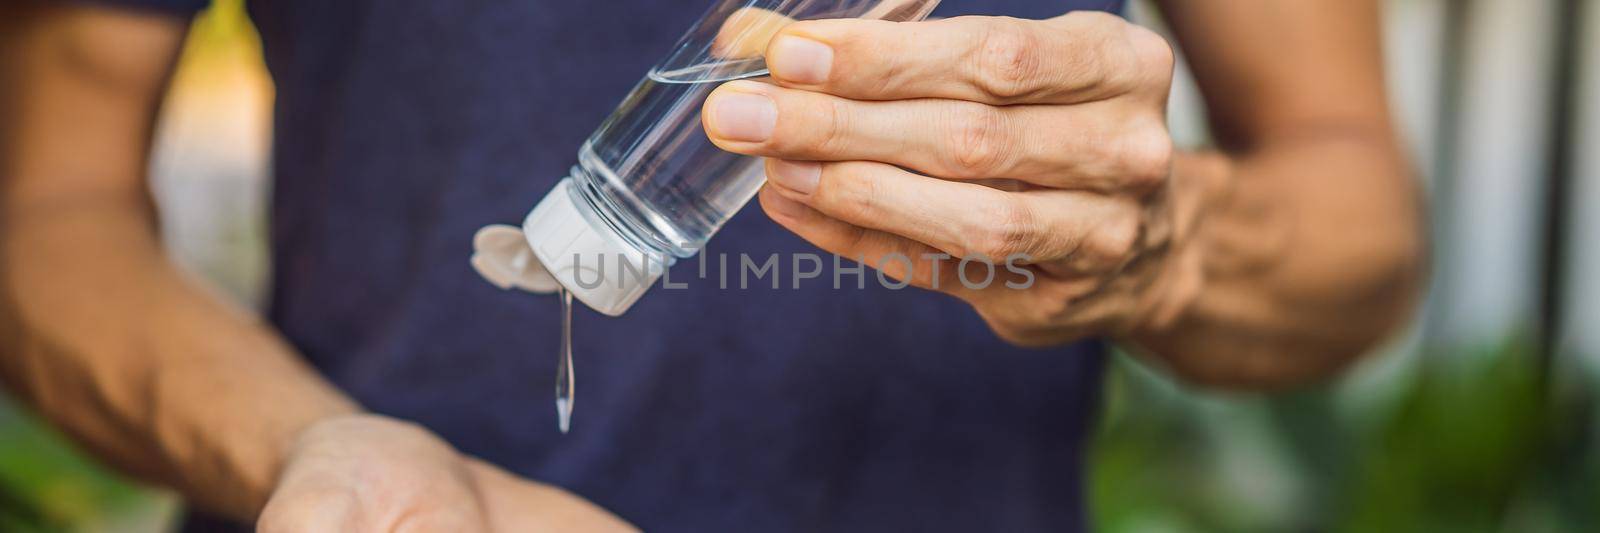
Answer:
[69,0,211,16]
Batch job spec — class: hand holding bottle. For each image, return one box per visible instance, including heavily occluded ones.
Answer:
[703,12,1206,346]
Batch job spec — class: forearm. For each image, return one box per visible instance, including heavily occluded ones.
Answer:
[0,4,358,519]
[1130,133,1424,389]
[0,197,359,519]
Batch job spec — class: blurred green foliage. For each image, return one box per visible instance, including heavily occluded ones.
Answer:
[0,403,166,532]
[1092,341,1599,532]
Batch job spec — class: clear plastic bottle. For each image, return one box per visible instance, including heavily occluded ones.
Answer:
[472,0,941,315]
[573,64,766,261]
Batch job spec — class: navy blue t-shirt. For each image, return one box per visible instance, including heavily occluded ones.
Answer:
[92,0,1123,531]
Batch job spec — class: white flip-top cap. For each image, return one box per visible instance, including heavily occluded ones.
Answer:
[519,178,667,316]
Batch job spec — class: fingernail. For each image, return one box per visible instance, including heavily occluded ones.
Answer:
[768,35,833,85]
[707,91,777,142]
[763,187,807,218]
[768,160,821,194]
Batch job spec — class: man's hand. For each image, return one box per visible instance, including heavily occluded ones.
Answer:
[703,13,1196,346]
[259,415,637,532]
[704,3,1424,389]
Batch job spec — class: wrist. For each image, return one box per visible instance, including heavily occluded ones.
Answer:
[248,408,368,512]
[1122,150,1232,337]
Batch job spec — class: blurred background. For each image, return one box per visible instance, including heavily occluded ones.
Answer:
[1,0,1596,530]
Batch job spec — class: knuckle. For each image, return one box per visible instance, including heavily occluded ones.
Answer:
[971,18,1044,101]
[1126,24,1177,82]
[822,162,879,220]
[1121,124,1173,192]
[1058,13,1123,96]
[1086,209,1141,267]
[1059,11,1167,97]
[867,26,915,88]
[963,196,1035,259]
[944,103,1014,178]
[797,97,853,156]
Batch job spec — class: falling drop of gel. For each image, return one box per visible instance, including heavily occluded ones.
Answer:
[556,288,574,434]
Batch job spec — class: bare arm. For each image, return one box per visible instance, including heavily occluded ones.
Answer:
[703,1,1422,390]
[0,3,358,518]
[1,7,634,529]
[1133,0,1424,388]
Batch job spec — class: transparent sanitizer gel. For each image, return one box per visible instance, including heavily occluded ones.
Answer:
[469,0,941,432]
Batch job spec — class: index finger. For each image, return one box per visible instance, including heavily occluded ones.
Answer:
[764,12,1168,104]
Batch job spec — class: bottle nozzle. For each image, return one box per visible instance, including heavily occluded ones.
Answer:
[471,224,561,293]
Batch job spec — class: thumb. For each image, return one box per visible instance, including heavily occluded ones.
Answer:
[713,7,795,59]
